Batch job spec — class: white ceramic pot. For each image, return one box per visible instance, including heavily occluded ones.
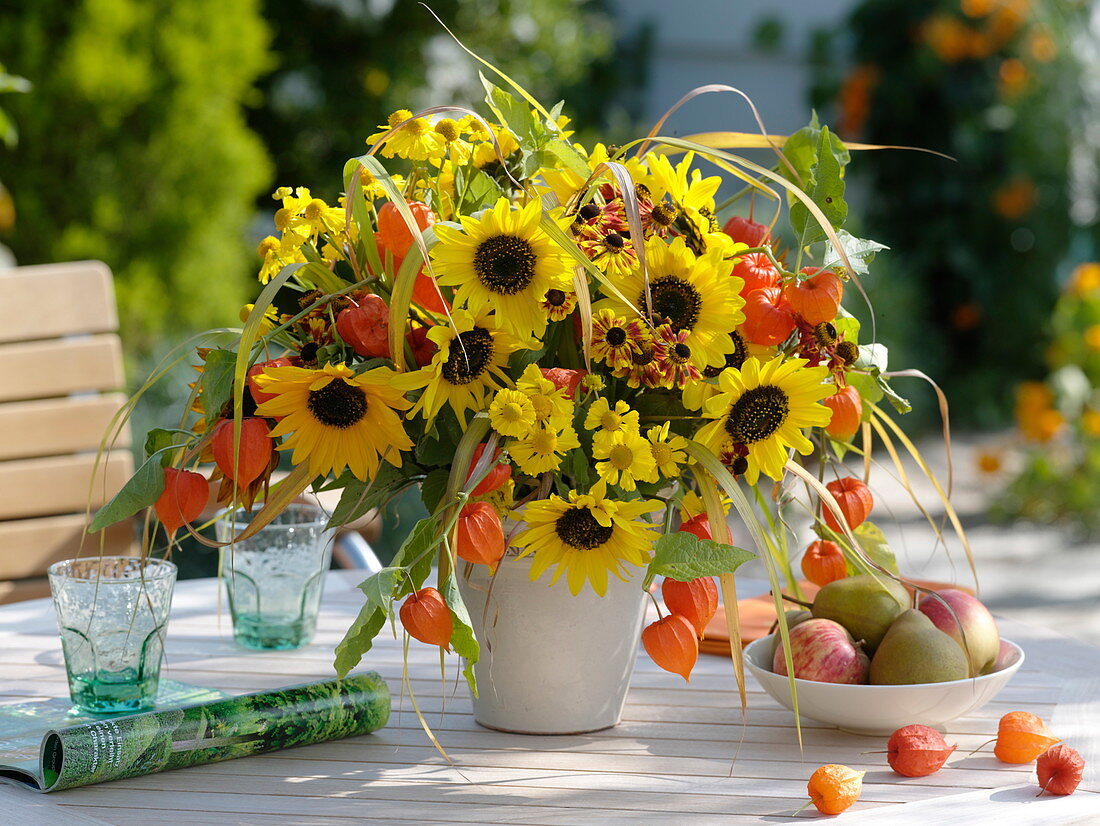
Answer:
[457,552,647,735]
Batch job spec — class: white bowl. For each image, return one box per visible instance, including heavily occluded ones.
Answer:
[743,634,1025,734]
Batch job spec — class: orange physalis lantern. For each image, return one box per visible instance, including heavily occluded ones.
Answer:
[642,614,698,682]
[800,540,847,587]
[465,443,512,496]
[807,764,864,815]
[247,357,296,405]
[732,252,779,296]
[337,294,390,358]
[995,711,1060,764]
[823,476,874,533]
[887,725,956,777]
[785,268,844,325]
[823,384,863,440]
[661,577,719,638]
[399,587,453,648]
[1037,744,1085,795]
[154,468,209,536]
[376,200,436,259]
[678,513,712,540]
[211,418,274,487]
[740,286,796,346]
[456,502,506,569]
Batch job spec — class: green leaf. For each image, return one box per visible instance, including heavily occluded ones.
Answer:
[847,370,884,407]
[545,138,590,180]
[199,349,237,427]
[88,456,165,532]
[420,468,451,515]
[357,567,405,618]
[143,428,193,466]
[390,517,441,593]
[415,408,464,466]
[856,343,889,373]
[822,230,889,275]
[787,125,848,247]
[441,568,480,694]
[877,375,912,415]
[481,74,541,144]
[852,521,899,575]
[455,168,505,215]
[647,531,755,582]
[334,603,387,678]
[833,315,861,347]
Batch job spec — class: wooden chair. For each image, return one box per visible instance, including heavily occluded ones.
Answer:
[0,261,134,603]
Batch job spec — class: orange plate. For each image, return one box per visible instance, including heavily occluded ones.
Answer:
[700,579,974,657]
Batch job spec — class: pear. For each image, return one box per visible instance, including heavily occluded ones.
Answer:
[811,575,909,654]
[870,610,970,685]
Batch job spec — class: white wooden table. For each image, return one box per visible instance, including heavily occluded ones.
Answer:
[2,571,1099,825]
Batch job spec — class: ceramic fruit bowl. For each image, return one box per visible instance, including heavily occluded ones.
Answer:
[743,634,1024,735]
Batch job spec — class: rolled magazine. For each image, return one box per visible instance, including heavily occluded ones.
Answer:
[0,673,390,792]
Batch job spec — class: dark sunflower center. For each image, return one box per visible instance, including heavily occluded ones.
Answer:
[442,326,494,385]
[835,340,859,365]
[605,326,627,347]
[671,342,691,363]
[651,203,677,227]
[555,506,614,550]
[724,385,790,444]
[307,378,368,429]
[545,288,567,307]
[578,203,601,221]
[704,331,749,378]
[813,321,838,348]
[604,232,625,250]
[473,234,537,295]
[631,345,656,366]
[645,275,702,331]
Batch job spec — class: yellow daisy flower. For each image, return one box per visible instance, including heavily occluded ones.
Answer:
[407,310,523,427]
[517,364,574,430]
[512,479,661,596]
[367,109,445,161]
[647,423,688,477]
[430,198,574,342]
[596,235,745,368]
[584,397,640,434]
[593,428,658,491]
[257,233,307,285]
[510,422,580,476]
[432,117,473,164]
[470,124,519,167]
[254,362,419,482]
[695,356,833,484]
[489,388,537,438]
[642,151,741,256]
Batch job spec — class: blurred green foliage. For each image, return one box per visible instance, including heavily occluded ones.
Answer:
[251,0,635,200]
[0,0,274,350]
[810,0,1100,426]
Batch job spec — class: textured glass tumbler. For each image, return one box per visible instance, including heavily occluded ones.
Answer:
[216,504,334,650]
[47,556,177,714]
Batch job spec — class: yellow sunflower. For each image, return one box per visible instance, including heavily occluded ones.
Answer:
[642,151,742,256]
[647,423,688,478]
[592,428,658,491]
[254,362,419,482]
[489,388,537,438]
[407,310,523,427]
[682,330,773,411]
[596,235,745,368]
[517,364,574,430]
[510,422,580,476]
[430,198,574,341]
[512,479,661,596]
[584,397,640,434]
[695,356,833,484]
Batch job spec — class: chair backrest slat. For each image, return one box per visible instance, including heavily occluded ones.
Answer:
[0,393,130,461]
[0,261,118,344]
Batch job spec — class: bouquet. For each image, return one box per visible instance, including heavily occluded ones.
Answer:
[92,53,959,715]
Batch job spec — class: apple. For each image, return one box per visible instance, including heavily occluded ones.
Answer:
[772,618,870,684]
[918,589,1000,677]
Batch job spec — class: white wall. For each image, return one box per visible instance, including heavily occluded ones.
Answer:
[611,0,859,136]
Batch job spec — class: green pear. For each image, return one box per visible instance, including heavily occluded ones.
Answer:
[869,609,970,685]
[811,575,909,654]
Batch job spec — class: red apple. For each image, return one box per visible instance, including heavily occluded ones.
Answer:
[772,618,869,684]
[918,589,1000,677]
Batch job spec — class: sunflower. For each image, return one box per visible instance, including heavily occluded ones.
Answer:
[430,198,574,341]
[642,151,741,256]
[367,109,445,161]
[592,428,658,491]
[683,330,774,411]
[407,310,523,427]
[254,362,419,482]
[580,230,639,279]
[695,356,833,484]
[512,480,661,596]
[489,388,537,438]
[647,423,688,478]
[596,235,745,368]
[584,397,640,434]
[590,308,647,370]
[654,323,703,389]
[510,422,580,476]
[517,364,574,430]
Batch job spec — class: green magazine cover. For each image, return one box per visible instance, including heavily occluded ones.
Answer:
[0,673,390,792]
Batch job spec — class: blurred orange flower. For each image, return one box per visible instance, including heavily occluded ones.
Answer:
[998,58,1031,98]
[992,176,1036,220]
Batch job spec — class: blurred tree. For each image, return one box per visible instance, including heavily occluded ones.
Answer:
[809,0,1100,426]
[251,0,644,201]
[0,0,273,350]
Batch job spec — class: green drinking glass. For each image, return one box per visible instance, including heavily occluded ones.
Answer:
[47,556,177,714]
[216,504,334,650]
